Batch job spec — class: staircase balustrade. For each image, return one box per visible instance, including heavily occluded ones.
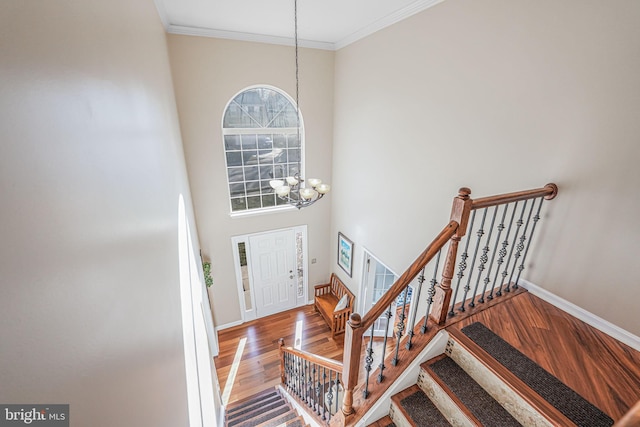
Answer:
[278,184,558,426]
[279,338,344,423]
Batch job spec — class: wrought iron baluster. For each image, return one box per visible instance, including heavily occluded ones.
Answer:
[422,248,442,333]
[492,202,518,297]
[295,355,301,398]
[314,364,321,415]
[304,359,309,405]
[392,286,409,366]
[515,197,545,287]
[377,304,393,383]
[476,206,498,303]
[363,325,374,398]
[463,208,488,310]
[335,376,341,415]
[502,200,528,293]
[508,197,536,290]
[326,370,333,422]
[482,205,503,301]
[406,267,425,350]
[322,367,327,421]
[449,210,477,316]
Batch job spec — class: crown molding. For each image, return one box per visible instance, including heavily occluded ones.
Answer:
[334,0,445,50]
[166,24,335,51]
[153,0,170,29]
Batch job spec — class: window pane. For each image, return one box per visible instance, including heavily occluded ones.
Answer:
[224,135,241,150]
[262,194,276,207]
[241,134,257,150]
[244,166,259,181]
[245,181,260,196]
[288,134,300,148]
[287,149,300,163]
[259,165,274,180]
[258,135,272,149]
[258,149,274,164]
[247,196,262,209]
[226,152,242,167]
[229,183,245,197]
[242,151,258,165]
[231,198,247,211]
[228,168,244,183]
[273,135,287,148]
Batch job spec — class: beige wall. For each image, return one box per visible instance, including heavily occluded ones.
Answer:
[0,1,198,425]
[332,0,640,335]
[167,35,335,326]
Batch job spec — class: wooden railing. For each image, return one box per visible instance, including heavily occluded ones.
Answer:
[278,184,558,425]
[614,400,640,426]
[339,183,558,421]
[279,339,344,424]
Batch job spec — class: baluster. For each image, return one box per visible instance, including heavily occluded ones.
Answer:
[474,207,497,304]
[363,325,374,398]
[322,367,327,421]
[377,304,393,383]
[492,202,518,297]
[303,359,309,405]
[449,210,476,316]
[406,267,425,350]
[462,208,488,310]
[335,376,341,415]
[314,364,321,415]
[515,197,545,286]
[502,200,528,293]
[294,355,300,397]
[508,197,537,289]
[392,287,409,366]
[326,370,333,421]
[482,205,504,301]
[422,249,442,333]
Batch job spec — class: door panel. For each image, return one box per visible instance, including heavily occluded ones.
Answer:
[250,229,296,318]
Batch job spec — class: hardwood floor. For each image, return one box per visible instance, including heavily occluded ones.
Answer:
[214,293,640,421]
[448,291,640,420]
[214,304,395,405]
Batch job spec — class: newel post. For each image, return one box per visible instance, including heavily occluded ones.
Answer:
[341,313,363,416]
[430,188,473,325]
[278,338,286,384]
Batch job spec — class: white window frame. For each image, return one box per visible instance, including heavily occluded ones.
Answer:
[221,85,306,217]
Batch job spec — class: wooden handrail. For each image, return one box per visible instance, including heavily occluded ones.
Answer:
[278,338,343,373]
[359,220,459,331]
[471,183,558,210]
[614,400,640,426]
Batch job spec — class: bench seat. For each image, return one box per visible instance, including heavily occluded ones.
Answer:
[314,273,354,338]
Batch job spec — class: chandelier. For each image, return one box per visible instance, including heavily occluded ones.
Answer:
[268,0,330,209]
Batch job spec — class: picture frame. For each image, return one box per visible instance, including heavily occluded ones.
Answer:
[337,232,354,277]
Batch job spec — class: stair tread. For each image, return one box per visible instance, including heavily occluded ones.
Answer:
[392,384,451,426]
[427,356,521,426]
[226,388,280,413]
[230,404,293,427]
[366,415,396,427]
[253,409,297,427]
[225,393,285,422]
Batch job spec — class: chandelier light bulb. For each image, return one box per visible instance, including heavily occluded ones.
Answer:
[276,185,291,197]
[269,179,284,189]
[300,188,317,200]
[316,183,331,194]
[306,178,322,188]
[286,176,299,186]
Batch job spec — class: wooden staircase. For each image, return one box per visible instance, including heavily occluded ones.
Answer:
[225,387,309,427]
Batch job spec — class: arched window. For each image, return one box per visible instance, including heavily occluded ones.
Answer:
[222,86,303,213]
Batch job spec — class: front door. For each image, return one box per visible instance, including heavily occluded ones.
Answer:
[249,229,297,318]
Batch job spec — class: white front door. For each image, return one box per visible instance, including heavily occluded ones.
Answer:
[249,229,297,318]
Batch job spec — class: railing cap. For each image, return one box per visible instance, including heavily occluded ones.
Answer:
[458,187,472,199]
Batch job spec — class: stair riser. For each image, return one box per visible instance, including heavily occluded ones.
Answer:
[416,369,475,427]
[447,339,554,427]
[388,403,413,427]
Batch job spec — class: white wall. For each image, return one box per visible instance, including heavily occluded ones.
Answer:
[0,1,199,425]
[167,35,334,327]
[332,0,640,335]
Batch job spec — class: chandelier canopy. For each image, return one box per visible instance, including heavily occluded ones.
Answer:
[268,0,330,209]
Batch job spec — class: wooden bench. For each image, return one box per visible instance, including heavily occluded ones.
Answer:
[314,273,355,338]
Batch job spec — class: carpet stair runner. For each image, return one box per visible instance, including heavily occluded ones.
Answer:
[225,387,309,427]
[370,322,614,427]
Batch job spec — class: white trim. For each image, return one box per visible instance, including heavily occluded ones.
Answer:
[518,279,640,351]
[167,24,335,51]
[215,320,244,332]
[334,0,446,50]
[153,0,169,29]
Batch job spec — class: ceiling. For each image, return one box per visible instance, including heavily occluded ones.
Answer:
[154,0,444,50]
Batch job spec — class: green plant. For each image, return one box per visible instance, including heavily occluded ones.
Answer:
[203,261,213,288]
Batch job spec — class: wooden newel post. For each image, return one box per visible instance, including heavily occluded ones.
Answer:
[341,313,363,416]
[430,188,473,325]
[278,338,286,384]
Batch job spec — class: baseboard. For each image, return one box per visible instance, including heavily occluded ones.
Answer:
[216,319,243,332]
[518,279,640,351]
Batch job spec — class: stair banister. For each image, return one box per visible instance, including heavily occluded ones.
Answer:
[341,220,459,416]
[614,400,640,426]
[471,183,558,209]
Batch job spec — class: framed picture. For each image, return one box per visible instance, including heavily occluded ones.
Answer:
[337,232,354,277]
